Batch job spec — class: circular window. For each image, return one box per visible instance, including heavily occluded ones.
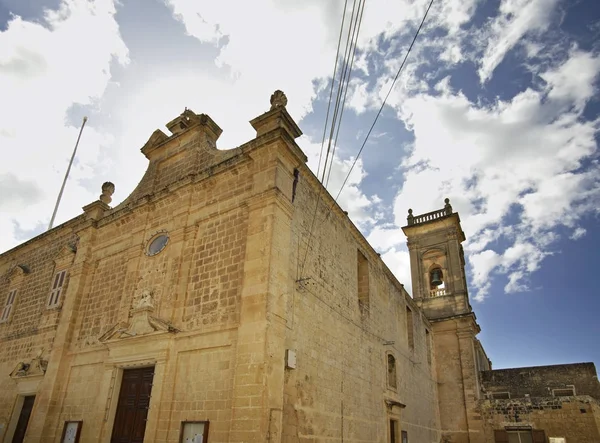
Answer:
[147,233,169,256]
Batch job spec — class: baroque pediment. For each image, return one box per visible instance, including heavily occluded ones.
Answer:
[98,314,177,342]
[10,353,48,380]
[98,292,178,343]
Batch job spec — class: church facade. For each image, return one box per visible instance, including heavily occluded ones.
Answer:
[0,91,598,442]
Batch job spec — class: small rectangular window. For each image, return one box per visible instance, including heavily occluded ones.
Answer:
[425,329,432,366]
[401,430,408,443]
[387,354,397,389]
[490,392,511,400]
[357,250,369,311]
[0,289,17,322]
[48,270,66,308]
[180,421,209,442]
[406,307,414,350]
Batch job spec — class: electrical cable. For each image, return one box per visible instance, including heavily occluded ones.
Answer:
[301,0,433,278]
[300,0,366,279]
[325,0,366,188]
[332,0,435,205]
[321,0,361,183]
[316,0,350,181]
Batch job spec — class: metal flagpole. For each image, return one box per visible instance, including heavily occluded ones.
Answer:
[48,116,88,230]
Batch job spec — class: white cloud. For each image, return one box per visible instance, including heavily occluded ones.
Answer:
[541,50,600,109]
[348,79,371,115]
[164,0,339,123]
[0,0,128,252]
[367,226,406,253]
[570,227,586,240]
[478,0,560,83]
[0,173,44,212]
[165,0,483,129]
[469,249,501,301]
[389,50,600,300]
[381,246,413,296]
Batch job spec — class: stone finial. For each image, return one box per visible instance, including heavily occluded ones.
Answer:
[444,198,453,215]
[407,208,414,225]
[100,182,115,204]
[270,90,288,110]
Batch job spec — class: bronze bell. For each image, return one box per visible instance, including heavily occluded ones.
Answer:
[430,268,443,287]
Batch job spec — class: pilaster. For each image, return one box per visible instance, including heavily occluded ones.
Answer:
[228,186,293,443]
[27,230,97,442]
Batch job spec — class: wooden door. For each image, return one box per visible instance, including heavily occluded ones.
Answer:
[12,395,35,443]
[111,367,154,443]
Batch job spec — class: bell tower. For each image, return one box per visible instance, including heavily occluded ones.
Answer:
[402,199,487,443]
[401,198,471,319]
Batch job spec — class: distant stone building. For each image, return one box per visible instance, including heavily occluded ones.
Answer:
[0,91,598,442]
[479,363,600,443]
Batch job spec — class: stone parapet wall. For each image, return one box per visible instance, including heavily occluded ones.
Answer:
[481,363,600,399]
[479,396,600,443]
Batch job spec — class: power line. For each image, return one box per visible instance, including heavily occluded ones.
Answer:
[321,0,363,183]
[316,0,350,180]
[299,0,352,281]
[300,0,433,279]
[332,0,435,204]
[325,0,366,188]
[300,0,366,279]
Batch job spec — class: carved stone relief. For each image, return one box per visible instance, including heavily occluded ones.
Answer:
[98,288,178,343]
[10,349,48,379]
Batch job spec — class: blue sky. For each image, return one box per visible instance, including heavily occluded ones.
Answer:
[0,0,598,370]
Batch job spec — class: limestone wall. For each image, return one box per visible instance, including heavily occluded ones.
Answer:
[478,363,600,442]
[481,363,600,399]
[479,396,600,442]
[282,169,441,442]
[0,223,80,439]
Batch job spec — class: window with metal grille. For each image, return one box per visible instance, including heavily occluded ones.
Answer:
[495,429,546,443]
[552,386,575,397]
[47,270,66,308]
[0,289,17,322]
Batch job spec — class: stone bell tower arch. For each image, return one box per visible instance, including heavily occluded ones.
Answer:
[403,198,471,319]
[402,199,487,443]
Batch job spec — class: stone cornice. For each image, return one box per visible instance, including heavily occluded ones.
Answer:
[429,312,481,333]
